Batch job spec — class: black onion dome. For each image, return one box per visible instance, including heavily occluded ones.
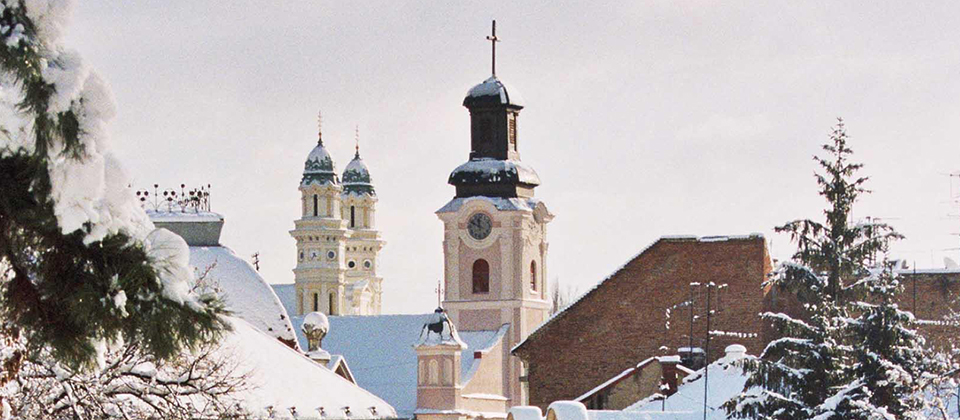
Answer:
[462,76,524,109]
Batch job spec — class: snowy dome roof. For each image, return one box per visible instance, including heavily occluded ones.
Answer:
[463,76,524,108]
[342,152,375,196]
[448,158,541,187]
[302,311,330,335]
[302,142,339,187]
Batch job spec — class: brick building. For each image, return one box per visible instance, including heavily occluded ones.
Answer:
[511,234,960,410]
[511,235,772,409]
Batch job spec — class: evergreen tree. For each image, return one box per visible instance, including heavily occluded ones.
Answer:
[825,260,931,419]
[0,0,226,376]
[725,119,900,419]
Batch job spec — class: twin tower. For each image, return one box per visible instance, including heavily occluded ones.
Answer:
[290,127,384,316]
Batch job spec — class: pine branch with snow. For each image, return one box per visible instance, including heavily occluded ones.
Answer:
[0,0,226,378]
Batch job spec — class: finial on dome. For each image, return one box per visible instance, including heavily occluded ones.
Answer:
[317,110,324,146]
[354,125,360,159]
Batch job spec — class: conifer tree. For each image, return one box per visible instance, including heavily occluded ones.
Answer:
[824,260,931,419]
[725,119,901,419]
[0,0,226,376]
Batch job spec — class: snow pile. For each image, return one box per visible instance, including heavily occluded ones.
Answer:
[508,406,543,420]
[547,401,589,420]
[220,317,396,419]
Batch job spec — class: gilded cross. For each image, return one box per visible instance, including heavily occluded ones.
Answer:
[486,20,500,76]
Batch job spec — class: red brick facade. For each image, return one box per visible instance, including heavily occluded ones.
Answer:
[512,235,960,410]
[512,235,771,409]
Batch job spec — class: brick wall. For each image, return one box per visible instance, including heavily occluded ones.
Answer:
[513,236,769,409]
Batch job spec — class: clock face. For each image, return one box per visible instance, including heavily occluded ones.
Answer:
[468,213,493,240]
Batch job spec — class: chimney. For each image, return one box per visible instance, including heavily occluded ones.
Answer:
[657,355,682,395]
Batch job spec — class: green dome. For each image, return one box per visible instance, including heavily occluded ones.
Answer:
[342,152,375,196]
[302,143,339,186]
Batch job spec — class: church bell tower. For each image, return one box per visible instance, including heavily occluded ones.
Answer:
[436,21,553,407]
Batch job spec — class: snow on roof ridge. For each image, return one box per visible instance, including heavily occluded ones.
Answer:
[661,233,764,242]
[512,233,765,354]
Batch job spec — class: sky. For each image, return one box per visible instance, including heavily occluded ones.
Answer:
[64,2,960,314]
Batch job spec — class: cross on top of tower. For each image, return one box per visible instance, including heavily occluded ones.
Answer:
[486,20,500,76]
[317,110,324,146]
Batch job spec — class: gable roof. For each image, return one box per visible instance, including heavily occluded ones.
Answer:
[512,234,765,355]
[221,317,396,419]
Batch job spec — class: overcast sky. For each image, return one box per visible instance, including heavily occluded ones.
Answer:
[64,2,960,314]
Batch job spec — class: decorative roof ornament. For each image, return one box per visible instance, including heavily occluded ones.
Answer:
[486,20,500,77]
[354,124,361,159]
[317,109,324,146]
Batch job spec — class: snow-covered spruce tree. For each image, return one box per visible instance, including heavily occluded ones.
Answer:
[0,0,225,387]
[822,260,936,420]
[724,119,901,419]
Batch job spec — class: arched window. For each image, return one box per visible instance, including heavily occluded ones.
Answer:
[530,260,537,291]
[312,194,318,217]
[312,292,319,312]
[472,259,489,294]
[418,360,425,385]
[350,206,356,228]
[328,292,337,315]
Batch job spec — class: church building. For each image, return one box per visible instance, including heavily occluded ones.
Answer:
[289,124,385,316]
[274,23,551,419]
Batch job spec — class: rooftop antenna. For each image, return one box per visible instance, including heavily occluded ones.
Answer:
[317,110,324,146]
[486,20,500,76]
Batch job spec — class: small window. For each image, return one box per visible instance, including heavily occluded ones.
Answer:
[312,293,319,312]
[312,194,318,217]
[473,259,490,294]
[329,293,337,315]
[509,115,517,150]
[530,260,537,291]
[348,260,356,269]
[299,251,304,261]
[350,206,356,228]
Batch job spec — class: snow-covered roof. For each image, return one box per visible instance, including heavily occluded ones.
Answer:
[448,158,541,187]
[621,345,754,419]
[221,317,396,419]
[147,208,225,246]
[436,195,542,214]
[191,246,298,348]
[342,153,375,196]
[302,142,339,187]
[463,76,524,108]
[512,234,765,354]
[285,313,508,418]
[147,208,224,223]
